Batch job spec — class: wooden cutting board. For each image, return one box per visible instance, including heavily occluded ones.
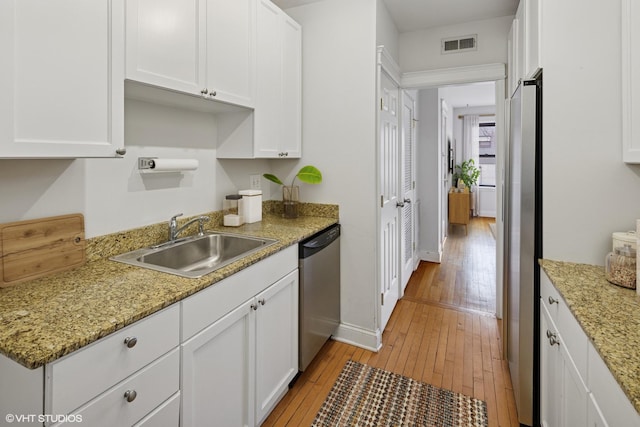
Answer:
[0,214,86,287]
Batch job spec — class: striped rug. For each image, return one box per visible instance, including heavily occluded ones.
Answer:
[312,360,488,427]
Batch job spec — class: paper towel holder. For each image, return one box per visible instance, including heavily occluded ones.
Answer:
[137,157,199,173]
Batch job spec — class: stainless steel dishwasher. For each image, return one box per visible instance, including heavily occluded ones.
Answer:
[298,223,340,371]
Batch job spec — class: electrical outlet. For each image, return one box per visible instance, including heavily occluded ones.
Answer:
[250,174,261,190]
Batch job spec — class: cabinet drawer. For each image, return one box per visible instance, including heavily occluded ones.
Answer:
[182,245,297,340]
[588,341,640,427]
[46,304,179,416]
[540,272,561,323]
[556,297,588,381]
[55,349,179,427]
[133,392,180,427]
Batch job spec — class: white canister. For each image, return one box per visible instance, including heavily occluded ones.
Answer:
[612,231,636,251]
[239,189,262,223]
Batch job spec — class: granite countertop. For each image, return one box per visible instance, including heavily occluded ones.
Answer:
[540,259,640,414]
[0,207,338,369]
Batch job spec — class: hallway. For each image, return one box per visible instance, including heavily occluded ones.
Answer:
[263,217,518,426]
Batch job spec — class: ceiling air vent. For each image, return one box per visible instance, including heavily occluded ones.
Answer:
[441,34,477,54]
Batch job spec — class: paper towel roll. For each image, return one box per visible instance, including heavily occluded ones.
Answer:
[150,159,199,172]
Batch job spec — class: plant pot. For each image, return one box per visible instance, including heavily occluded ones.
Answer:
[283,185,299,219]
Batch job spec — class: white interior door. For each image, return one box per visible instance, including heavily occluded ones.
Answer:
[400,91,416,294]
[440,100,450,249]
[379,69,400,331]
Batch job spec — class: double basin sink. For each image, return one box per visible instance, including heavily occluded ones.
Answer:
[111,232,278,278]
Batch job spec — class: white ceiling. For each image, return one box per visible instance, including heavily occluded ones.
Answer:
[272,0,519,33]
[272,0,506,107]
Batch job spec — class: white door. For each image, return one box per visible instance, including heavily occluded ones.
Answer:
[400,92,416,293]
[254,271,298,425]
[379,69,400,331]
[440,100,450,247]
[181,299,255,427]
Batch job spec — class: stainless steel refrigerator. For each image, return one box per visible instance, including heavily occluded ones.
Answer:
[504,74,542,427]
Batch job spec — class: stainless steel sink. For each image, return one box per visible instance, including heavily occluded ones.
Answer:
[111,232,278,278]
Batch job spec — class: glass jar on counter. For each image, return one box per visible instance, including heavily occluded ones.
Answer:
[605,244,636,289]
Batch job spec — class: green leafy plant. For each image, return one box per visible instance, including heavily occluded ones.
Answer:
[263,165,323,187]
[453,159,480,189]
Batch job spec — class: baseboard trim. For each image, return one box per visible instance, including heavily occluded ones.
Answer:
[333,323,382,352]
[418,250,442,263]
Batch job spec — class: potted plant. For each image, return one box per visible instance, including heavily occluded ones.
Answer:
[453,159,480,192]
[263,165,322,218]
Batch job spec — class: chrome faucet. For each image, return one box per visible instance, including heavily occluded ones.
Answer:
[168,213,210,242]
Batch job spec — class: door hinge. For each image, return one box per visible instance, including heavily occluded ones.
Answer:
[380,98,383,110]
[381,293,384,305]
[412,180,416,189]
[380,195,384,207]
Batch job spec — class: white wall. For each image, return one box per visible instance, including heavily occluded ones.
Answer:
[285,0,379,346]
[416,89,441,261]
[399,15,513,72]
[542,0,640,265]
[376,0,399,64]
[0,99,270,237]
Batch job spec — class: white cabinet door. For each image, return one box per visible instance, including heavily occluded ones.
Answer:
[205,0,255,107]
[278,14,302,158]
[0,0,124,158]
[558,340,588,427]
[126,0,205,94]
[540,302,559,427]
[252,0,301,159]
[181,298,255,427]
[254,270,298,425]
[524,0,542,78]
[587,394,609,427]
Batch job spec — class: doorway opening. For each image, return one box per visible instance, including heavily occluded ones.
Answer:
[412,80,500,316]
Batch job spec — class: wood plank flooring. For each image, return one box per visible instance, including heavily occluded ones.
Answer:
[263,217,518,426]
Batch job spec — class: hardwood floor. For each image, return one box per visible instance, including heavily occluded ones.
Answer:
[263,217,519,426]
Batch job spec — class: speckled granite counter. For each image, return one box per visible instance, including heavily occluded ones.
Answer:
[0,206,338,369]
[540,259,640,414]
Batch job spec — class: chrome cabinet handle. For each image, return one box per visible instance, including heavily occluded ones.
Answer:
[115,148,126,156]
[201,88,208,95]
[124,337,137,348]
[251,304,258,311]
[548,296,559,305]
[258,299,265,306]
[404,198,412,204]
[124,390,137,403]
[546,330,560,346]
[278,152,289,157]
[397,201,405,208]
[209,90,217,97]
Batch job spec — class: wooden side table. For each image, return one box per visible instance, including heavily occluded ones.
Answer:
[448,188,470,234]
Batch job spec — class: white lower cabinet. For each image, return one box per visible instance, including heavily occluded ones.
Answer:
[181,269,298,427]
[540,301,588,427]
[255,271,299,424]
[45,305,180,427]
[540,271,640,426]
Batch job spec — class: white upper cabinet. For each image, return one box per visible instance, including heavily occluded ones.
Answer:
[0,0,125,158]
[126,0,255,108]
[126,0,205,95]
[622,0,640,163]
[251,0,301,159]
[508,0,542,97]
